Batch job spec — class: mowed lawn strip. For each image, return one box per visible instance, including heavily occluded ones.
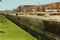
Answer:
[0,15,37,40]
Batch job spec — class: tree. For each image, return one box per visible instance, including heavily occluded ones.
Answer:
[0,0,2,1]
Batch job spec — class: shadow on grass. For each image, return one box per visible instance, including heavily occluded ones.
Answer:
[0,31,5,33]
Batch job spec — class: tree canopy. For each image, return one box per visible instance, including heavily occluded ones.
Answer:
[0,0,1,1]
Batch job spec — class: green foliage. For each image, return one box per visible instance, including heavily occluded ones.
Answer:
[43,20,60,35]
[0,0,1,1]
[4,10,12,12]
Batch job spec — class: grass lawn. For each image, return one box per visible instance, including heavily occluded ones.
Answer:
[0,15,37,40]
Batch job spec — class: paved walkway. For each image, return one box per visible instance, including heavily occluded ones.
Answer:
[18,15,60,22]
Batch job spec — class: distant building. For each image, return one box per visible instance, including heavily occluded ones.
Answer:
[16,2,60,16]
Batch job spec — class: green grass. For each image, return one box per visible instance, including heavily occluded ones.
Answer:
[0,15,37,40]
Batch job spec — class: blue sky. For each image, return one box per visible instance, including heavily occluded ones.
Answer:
[0,0,60,10]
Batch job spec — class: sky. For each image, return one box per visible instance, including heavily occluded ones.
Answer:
[0,0,60,10]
